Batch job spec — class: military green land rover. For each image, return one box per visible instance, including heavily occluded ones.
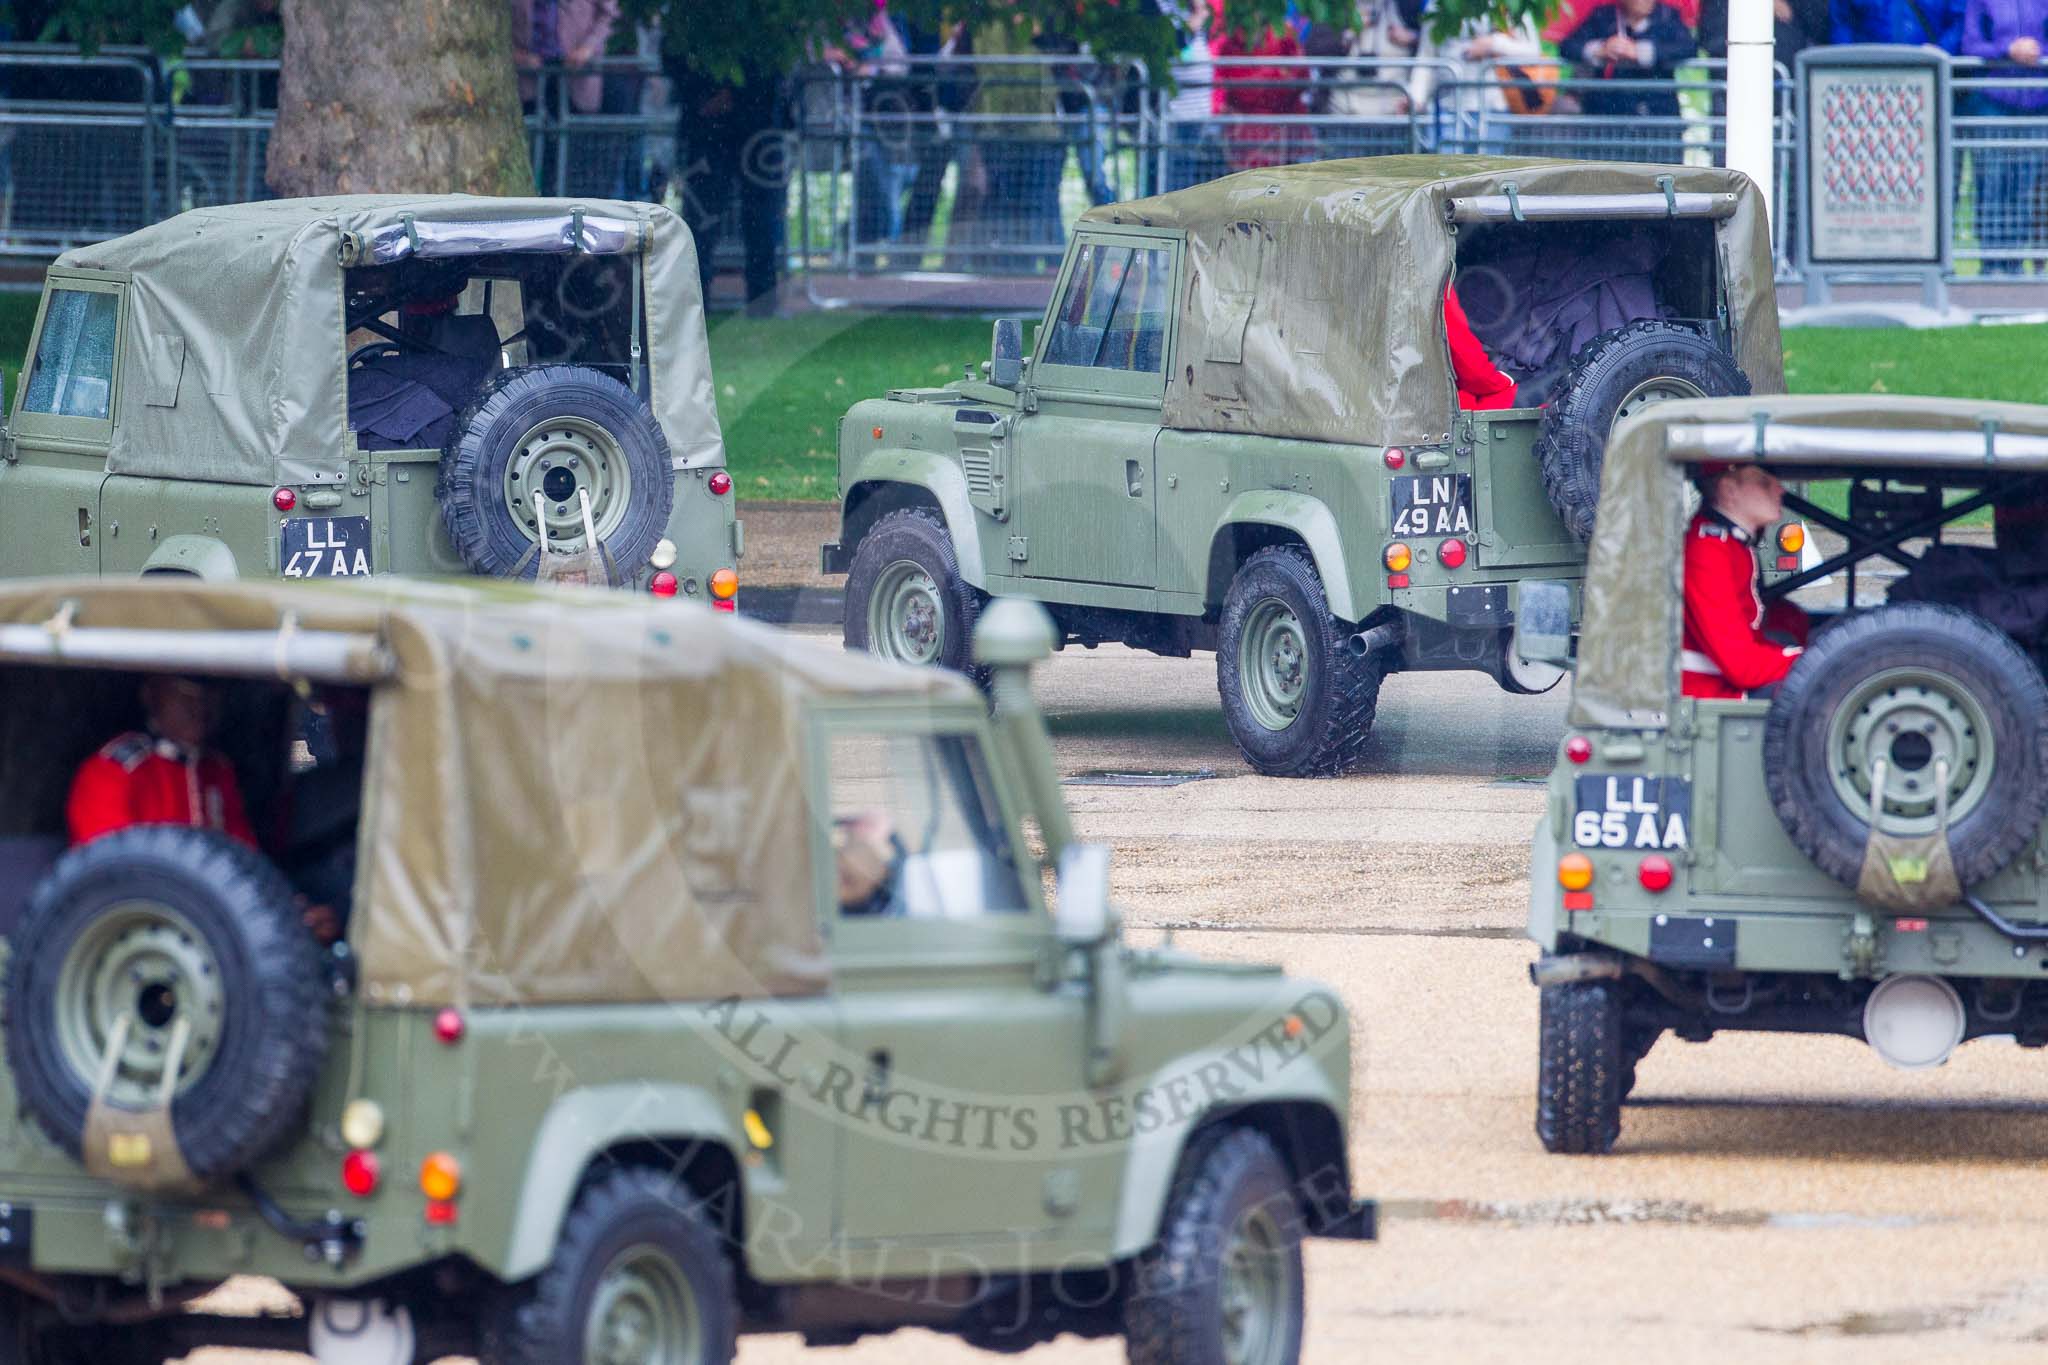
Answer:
[1525,395,2048,1154]
[0,578,1370,1363]
[826,155,1785,775]
[0,195,741,605]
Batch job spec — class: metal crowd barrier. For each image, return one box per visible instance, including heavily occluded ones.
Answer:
[0,44,2041,289]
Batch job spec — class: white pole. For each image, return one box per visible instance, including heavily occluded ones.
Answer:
[1725,0,1778,233]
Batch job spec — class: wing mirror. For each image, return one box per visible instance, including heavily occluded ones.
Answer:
[1513,579,1574,669]
[990,318,1025,389]
[1053,843,1112,946]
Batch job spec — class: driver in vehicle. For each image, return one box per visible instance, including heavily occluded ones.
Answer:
[834,809,900,916]
[1681,462,1810,699]
[349,270,504,451]
[68,675,254,848]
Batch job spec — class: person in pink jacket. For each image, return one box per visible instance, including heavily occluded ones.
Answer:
[510,0,619,114]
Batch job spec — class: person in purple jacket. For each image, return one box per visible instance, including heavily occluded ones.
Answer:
[1962,0,2048,274]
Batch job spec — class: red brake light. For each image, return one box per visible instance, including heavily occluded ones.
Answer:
[341,1150,380,1198]
[1439,538,1467,569]
[272,487,296,512]
[433,1008,465,1045]
[713,598,737,614]
[1638,855,1675,893]
[1383,447,1406,470]
[650,571,679,598]
[1565,736,1593,764]
[707,471,732,496]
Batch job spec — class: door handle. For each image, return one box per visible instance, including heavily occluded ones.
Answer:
[861,1049,892,1109]
[1125,460,1144,498]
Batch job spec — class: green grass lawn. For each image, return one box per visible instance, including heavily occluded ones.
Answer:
[1,299,2042,503]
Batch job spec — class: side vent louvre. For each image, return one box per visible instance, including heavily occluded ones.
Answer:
[960,448,996,498]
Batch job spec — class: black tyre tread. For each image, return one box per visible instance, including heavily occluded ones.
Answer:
[1763,602,2048,891]
[842,506,990,686]
[1533,321,1749,543]
[1216,545,1385,778]
[1535,981,1623,1155]
[436,363,675,580]
[1125,1125,1305,1365]
[3,827,329,1182]
[483,1166,737,1365]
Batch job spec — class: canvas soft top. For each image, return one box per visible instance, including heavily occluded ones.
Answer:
[50,194,723,487]
[1573,394,2048,725]
[1079,155,1784,449]
[0,577,977,1006]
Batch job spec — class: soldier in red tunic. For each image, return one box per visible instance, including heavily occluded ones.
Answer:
[1445,282,1518,411]
[1681,463,1809,700]
[67,676,254,848]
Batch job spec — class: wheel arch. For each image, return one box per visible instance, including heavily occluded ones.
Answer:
[1205,493,1360,624]
[496,1083,745,1283]
[839,453,988,587]
[1109,1092,1354,1259]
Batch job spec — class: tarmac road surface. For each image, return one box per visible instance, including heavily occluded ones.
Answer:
[190,630,2048,1365]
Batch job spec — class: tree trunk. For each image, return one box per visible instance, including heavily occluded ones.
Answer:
[268,0,533,197]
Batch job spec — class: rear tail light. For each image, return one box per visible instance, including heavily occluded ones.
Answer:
[1778,522,1806,554]
[650,571,679,598]
[272,487,296,512]
[340,1099,385,1150]
[710,568,738,601]
[1383,543,1412,573]
[1565,735,1593,764]
[713,599,737,614]
[1383,447,1406,470]
[1638,855,1674,892]
[433,1008,465,1045]
[1557,853,1594,892]
[707,471,733,496]
[1438,538,1467,569]
[342,1150,380,1199]
[650,538,678,570]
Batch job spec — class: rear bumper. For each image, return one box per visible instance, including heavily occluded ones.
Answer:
[1316,1198,1378,1242]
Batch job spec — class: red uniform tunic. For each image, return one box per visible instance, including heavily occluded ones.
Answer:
[1445,284,1517,411]
[1681,511,1809,699]
[67,732,255,848]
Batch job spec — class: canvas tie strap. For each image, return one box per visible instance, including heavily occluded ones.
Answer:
[81,1012,201,1193]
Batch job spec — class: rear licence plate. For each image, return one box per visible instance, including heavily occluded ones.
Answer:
[1573,775,1693,851]
[1390,474,1474,538]
[281,516,372,578]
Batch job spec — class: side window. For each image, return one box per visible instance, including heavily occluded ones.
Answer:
[826,729,1027,920]
[23,288,119,421]
[1044,242,1170,373]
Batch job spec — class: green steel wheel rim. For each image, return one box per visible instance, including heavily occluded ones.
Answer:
[586,1244,704,1365]
[868,558,947,665]
[1220,1204,1290,1365]
[1612,375,1706,429]
[1826,666,1995,834]
[502,415,633,554]
[1239,597,1310,732]
[54,901,226,1109]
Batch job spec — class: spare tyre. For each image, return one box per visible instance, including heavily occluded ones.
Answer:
[1763,604,2048,892]
[437,364,674,581]
[3,827,330,1184]
[1533,321,1748,542]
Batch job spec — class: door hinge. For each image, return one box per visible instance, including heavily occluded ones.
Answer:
[1007,536,1029,563]
[0,428,14,464]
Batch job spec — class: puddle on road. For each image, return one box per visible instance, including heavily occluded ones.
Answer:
[1383,1197,1933,1232]
[1065,768,1219,787]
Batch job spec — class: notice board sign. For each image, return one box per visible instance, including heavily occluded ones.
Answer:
[1798,46,1951,269]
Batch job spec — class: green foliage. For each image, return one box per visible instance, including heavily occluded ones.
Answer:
[4,0,188,50]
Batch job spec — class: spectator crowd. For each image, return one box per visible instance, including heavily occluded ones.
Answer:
[29,0,2048,312]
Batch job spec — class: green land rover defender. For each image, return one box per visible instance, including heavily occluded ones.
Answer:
[0,578,1370,1363]
[826,155,1784,775]
[0,196,740,606]
[1525,395,2048,1154]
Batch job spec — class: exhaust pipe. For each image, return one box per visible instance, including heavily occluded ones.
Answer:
[1348,619,1405,660]
[1863,974,1966,1070]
